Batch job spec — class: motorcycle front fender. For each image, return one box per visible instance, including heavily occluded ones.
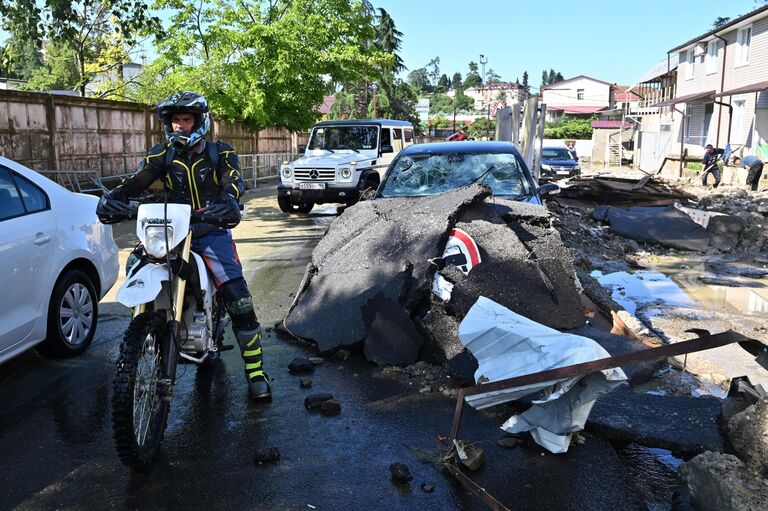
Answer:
[116,263,171,307]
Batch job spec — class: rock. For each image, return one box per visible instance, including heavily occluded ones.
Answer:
[299,378,313,388]
[419,386,433,394]
[254,447,281,465]
[460,446,485,471]
[304,393,334,410]
[308,357,324,365]
[726,397,768,475]
[389,462,412,482]
[707,215,747,235]
[333,349,350,361]
[420,483,434,493]
[288,358,315,374]
[680,451,768,511]
[320,399,342,416]
[497,437,523,448]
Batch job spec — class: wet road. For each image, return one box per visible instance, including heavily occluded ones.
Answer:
[0,191,648,510]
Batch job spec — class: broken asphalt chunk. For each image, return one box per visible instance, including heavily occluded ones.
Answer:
[254,447,280,465]
[304,393,334,410]
[320,399,342,416]
[389,462,413,482]
[288,358,315,374]
[459,446,485,472]
[299,378,312,388]
[420,483,434,493]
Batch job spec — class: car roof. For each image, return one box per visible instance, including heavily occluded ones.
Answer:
[542,146,570,150]
[401,141,522,155]
[313,119,413,128]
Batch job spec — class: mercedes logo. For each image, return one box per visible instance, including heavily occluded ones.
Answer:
[309,169,319,180]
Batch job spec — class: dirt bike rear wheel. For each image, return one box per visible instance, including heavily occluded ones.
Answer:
[112,311,171,470]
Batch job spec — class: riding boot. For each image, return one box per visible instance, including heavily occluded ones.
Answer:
[235,327,272,400]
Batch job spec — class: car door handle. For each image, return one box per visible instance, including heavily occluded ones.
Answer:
[34,234,51,245]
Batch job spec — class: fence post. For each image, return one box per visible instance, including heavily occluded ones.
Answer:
[46,94,60,170]
[144,105,153,150]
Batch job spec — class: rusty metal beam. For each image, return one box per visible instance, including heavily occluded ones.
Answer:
[446,329,768,510]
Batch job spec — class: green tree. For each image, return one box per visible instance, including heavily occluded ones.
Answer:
[375,8,405,72]
[21,40,80,91]
[486,68,501,84]
[0,0,161,96]
[544,115,594,139]
[407,67,431,93]
[522,71,529,89]
[437,73,449,92]
[0,38,43,79]
[427,56,440,87]
[139,0,389,131]
[451,72,462,90]
[712,16,731,28]
[432,114,451,128]
[467,117,495,139]
[464,61,481,88]
[327,91,357,120]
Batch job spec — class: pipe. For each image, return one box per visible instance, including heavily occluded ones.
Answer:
[714,99,733,144]
[675,105,686,177]
[714,34,727,146]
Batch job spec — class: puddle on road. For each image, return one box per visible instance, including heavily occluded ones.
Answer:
[616,442,683,511]
[592,266,768,321]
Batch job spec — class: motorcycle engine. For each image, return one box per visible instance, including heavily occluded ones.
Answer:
[181,310,210,353]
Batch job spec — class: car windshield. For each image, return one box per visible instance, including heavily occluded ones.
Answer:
[541,148,574,160]
[379,152,532,198]
[307,126,378,151]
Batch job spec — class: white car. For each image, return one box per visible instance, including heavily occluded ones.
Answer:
[0,156,119,363]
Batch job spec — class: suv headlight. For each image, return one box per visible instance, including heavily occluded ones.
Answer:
[144,225,174,258]
[281,166,293,181]
[540,164,552,171]
[339,167,352,182]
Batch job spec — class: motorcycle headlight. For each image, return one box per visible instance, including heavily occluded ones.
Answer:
[144,225,174,258]
[339,167,352,180]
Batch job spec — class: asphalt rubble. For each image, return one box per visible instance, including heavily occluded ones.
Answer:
[276,177,768,510]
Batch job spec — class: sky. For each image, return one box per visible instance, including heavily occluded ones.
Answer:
[378,0,762,89]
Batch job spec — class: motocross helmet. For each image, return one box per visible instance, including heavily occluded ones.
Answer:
[156,91,211,150]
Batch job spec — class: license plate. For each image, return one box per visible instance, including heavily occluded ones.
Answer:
[556,170,571,176]
[298,182,326,190]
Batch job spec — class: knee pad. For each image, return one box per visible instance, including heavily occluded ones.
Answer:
[219,277,258,330]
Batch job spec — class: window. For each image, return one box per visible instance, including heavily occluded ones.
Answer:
[393,128,402,141]
[703,103,714,142]
[732,100,746,143]
[737,26,752,66]
[0,168,25,220]
[15,173,49,213]
[685,109,693,142]
[380,127,391,146]
[404,129,414,143]
[577,89,584,100]
[685,49,695,80]
[706,40,719,75]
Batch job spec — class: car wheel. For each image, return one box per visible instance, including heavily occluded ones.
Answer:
[37,269,98,358]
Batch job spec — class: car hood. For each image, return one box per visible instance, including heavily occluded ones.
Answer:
[541,159,577,166]
[295,151,374,167]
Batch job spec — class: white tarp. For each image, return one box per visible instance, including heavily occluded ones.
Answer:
[458,296,627,453]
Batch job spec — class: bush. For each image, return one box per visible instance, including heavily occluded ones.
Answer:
[544,115,593,139]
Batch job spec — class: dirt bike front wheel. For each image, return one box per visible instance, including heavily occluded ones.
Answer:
[112,311,171,470]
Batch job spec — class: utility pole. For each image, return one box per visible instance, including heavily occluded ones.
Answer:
[479,54,489,139]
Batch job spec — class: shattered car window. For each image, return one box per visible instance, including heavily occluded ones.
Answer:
[308,126,378,151]
[380,152,531,197]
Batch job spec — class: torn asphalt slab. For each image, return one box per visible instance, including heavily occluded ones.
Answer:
[593,206,710,252]
[283,185,585,367]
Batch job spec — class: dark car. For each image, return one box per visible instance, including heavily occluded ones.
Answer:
[375,141,558,204]
[539,146,581,181]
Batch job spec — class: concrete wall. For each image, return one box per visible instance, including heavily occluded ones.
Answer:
[0,90,296,177]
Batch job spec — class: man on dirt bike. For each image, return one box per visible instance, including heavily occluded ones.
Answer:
[98,91,271,400]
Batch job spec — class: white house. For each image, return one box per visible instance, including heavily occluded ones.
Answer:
[446,82,529,111]
[657,3,768,178]
[540,75,614,121]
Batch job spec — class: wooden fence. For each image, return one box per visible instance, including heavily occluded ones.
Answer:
[0,89,298,177]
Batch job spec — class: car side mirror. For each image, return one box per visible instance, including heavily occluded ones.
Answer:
[538,182,560,197]
[380,144,393,154]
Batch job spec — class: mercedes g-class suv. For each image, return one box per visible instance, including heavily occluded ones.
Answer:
[277,119,414,213]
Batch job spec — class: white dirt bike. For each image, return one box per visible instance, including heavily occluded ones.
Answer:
[110,203,231,470]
